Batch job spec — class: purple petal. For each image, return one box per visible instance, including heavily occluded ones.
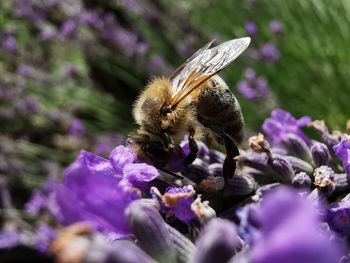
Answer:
[109,145,136,173]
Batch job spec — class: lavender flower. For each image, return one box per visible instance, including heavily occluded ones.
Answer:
[333,136,350,176]
[0,230,20,249]
[68,119,85,138]
[245,21,258,36]
[49,149,155,238]
[35,225,56,252]
[151,185,196,223]
[251,187,342,263]
[192,219,244,263]
[312,142,330,167]
[260,43,280,62]
[1,34,17,53]
[262,109,311,144]
[327,197,350,236]
[237,68,270,100]
[61,19,77,38]
[269,21,283,34]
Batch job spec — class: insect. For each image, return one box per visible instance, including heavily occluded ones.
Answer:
[128,37,251,181]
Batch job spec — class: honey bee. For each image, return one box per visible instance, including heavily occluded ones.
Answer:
[128,37,251,180]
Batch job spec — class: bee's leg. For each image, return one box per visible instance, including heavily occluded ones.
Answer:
[185,128,198,165]
[160,131,174,149]
[223,133,240,181]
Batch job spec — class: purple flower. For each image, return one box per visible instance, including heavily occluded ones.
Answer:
[25,191,46,215]
[270,21,283,34]
[79,11,102,29]
[18,96,39,114]
[251,186,342,263]
[260,43,280,62]
[1,34,17,53]
[262,109,311,144]
[237,69,270,100]
[35,225,56,252]
[16,64,31,77]
[333,136,350,176]
[245,21,258,36]
[327,197,350,236]
[151,185,196,223]
[61,19,77,38]
[50,150,139,238]
[244,67,256,80]
[93,133,125,157]
[149,55,166,73]
[68,119,85,138]
[237,80,257,100]
[0,230,20,249]
[40,28,57,41]
[193,219,244,263]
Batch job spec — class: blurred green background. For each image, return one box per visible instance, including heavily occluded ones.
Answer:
[1,0,349,190]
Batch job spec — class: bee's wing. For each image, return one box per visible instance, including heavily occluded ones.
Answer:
[170,37,251,107]
[169,39,216,80]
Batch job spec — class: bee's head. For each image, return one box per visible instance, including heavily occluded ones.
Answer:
[133,78,191,135]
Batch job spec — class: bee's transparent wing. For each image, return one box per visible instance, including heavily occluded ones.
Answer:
[169,39,216,80]
[170,37,251,107]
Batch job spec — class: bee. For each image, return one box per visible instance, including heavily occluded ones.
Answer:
[128,37,251,180]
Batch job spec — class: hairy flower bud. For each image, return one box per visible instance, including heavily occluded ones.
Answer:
[192,219,244,263]
[282,133,312,161]
[311,142,330,167]
[292,172,311,188]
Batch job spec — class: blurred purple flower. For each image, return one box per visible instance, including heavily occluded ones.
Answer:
[1,34,17,53]
[251,186,343,263]
[333,136,350,176]
[136,41,149,55]
[260,43,280,62]
[270,21,283,34]
[237,68,270,100]
[25,191,46,215]
[120,0,142,14]
[16,64,31,77]
[18,96,39,114]
[0,230,20,249]
[262,109,311,144]
[35,225,56,252]
[79,11,102,29]
[68,119,85,138]
[50,150,139,238]
[245,21,258,36]
[238,80,257,100]
[93,133,125,157]
[61,19,77,38]
[327,198,350,236]
[40,28,57,41]
[244,67,256,80]
[149,55,166,73]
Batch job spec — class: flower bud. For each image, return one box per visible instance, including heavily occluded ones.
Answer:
[333,173,350,193]
[284,156,314,174]
[292,172,311,188]
[126,200,176,262]
[269,156,294,183]
[166,225,195,263]
[192,219,244,263]
[311,142,330,167]
[224,175,257,197]
[282,133,312,161]
[104,241,156,263]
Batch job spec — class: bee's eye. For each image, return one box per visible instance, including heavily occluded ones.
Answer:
[160,105,172,116]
